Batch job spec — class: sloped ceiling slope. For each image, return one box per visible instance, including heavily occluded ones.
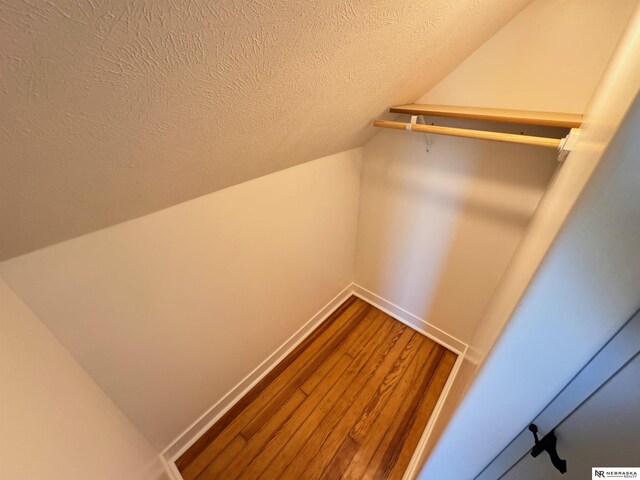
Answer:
[0,0,531,260]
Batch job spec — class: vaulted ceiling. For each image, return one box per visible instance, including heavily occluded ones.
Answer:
[0,0,531,260]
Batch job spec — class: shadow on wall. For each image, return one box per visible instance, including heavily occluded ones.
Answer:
[355,120,559,343]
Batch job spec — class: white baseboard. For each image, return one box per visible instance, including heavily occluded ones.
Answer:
[135,455,174,480]
[161,283,355,472]
[351,284,467,355]
[161,283,468,479]
[159,455,183,480]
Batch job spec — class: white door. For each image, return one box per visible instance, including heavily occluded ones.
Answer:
[476,310,640,480]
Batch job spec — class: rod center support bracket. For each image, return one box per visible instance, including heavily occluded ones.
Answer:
[405,115,433,147]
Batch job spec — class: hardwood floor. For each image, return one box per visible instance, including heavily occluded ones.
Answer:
[176,296,457,480]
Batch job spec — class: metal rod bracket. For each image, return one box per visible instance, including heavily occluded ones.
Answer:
[558,128,581,162]
[405,115,433,148]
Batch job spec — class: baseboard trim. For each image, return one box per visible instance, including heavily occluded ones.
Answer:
[161,283,355,472]
[159,455,183,480]
[351,284,467,355]
[162,283,468,479]
[133,455,174,480]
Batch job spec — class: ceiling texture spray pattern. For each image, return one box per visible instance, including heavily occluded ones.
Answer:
[0,0,531,259]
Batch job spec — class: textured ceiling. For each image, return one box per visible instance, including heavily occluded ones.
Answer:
[0,0,531,260]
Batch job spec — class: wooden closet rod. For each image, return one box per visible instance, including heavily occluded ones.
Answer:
[372,119,562,148]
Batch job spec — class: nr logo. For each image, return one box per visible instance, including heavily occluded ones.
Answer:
[594,471,605,478]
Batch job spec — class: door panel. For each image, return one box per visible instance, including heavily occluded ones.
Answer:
[476,310,640,480]
[502,355,640,479]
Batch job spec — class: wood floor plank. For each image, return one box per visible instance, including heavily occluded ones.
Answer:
[349,332,424,443]
[238,314,396,480]
[176,295,358,473]
[343,344,444,480]
[194,434,246,479]
[345,309,384,358]
[384,350,458,480]
[307,335,434,478]
[299,306,380,395]
[179,297,366,479]
[239,300,371,439]
[177,297,458,480]
[363,347,448,480]
[275,323,416,480]
[228,353,354,479]
[340,341,439,478]
[323,436,360,479]
[199,387,307,479]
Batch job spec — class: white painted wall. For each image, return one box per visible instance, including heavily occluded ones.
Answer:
[355,122,558,344]
[0,148,362,451]
[354,0,636,347]
[420,4,640,474]
[0,279,166,480]
[422,0,635,113]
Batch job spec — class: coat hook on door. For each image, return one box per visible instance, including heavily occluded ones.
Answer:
[529,424,567,474]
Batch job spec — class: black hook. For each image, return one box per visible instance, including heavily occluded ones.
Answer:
[529,424,567,474]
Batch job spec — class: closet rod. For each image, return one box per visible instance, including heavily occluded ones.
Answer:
[372,119,562,148]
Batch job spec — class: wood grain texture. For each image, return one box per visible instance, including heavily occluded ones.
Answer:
[238,300,371,440]
[383,350,459,480]
[195,434,246,479]
[253,311,400,480]
[230,353,353,480]
[340,342,442,480]
[389,104,583,128]
[177,296,361,478]
[349,332,423,443]
[364,347,448,480]
[177,296,457,480]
